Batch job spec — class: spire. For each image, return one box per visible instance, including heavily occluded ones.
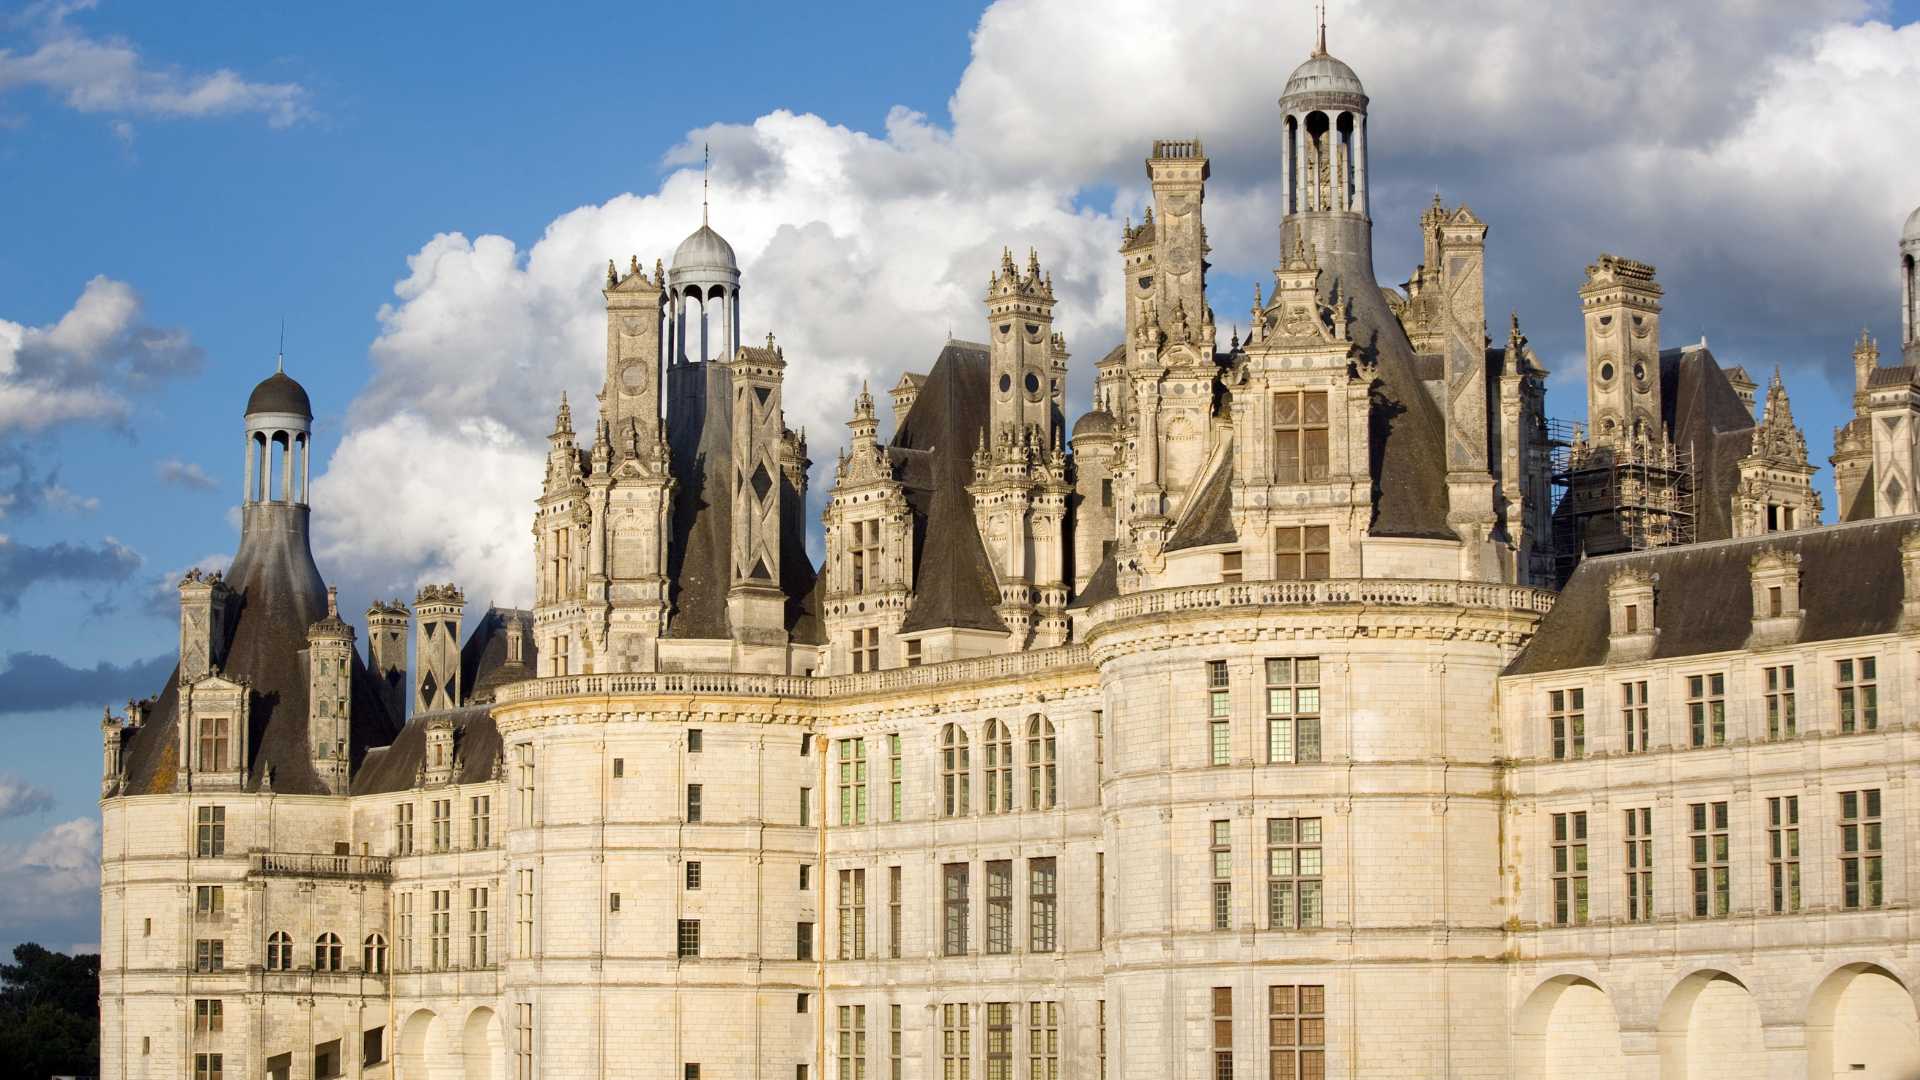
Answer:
[276,317,285,373]
[702,142,710,227]
[1314,0,1327,56]
[554,392,572,435]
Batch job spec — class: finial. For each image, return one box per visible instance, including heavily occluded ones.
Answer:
[630,254,640,278]
[326,586,338,618]
[702,142,710,227]
[607,258,618,287]
[1315,0,1327,55]
[276,317,285,373]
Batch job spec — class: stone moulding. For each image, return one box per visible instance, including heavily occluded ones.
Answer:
[1083,577,1555,627]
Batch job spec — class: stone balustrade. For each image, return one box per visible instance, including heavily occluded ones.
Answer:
[1082,576,1556,627]
[248,851,393,879]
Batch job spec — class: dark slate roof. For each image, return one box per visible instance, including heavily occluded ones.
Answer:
[1866,365,1918,388]
[1298,228,1454,540]
[1166,447,1238,551]
[1505,516,1920,676]
[350,705,501,796]
[665,360,736,638]
[246,371,313,419]
[460,607,538,704]
[1661,346,1757,543]
[894,341,1007,635]
[1068,551,1119,609]
[118,505,401,796]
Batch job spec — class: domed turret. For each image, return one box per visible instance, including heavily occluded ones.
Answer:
[246,370,312,420]
[673,223,739,274]
[1282,51,1367,101]
[1278,16,1370,221]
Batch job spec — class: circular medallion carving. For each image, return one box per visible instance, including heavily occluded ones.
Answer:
[1165,238,1197,274]
[619,362,648,395]
[620,316,648,337]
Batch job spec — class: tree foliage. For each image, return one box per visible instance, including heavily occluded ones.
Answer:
[0,943,99,1079]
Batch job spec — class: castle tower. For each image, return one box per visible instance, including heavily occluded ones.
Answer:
[413,583,465,712]
[1277,22,1371,263]
[365,599,408,721]
[1580,254,1664,448]
[823,383,914,671]
[726,334,789,646]
[305,587,355,794]
[986,247,1060,448]
[1904,206,1920,363]
[1833,330,1879,521]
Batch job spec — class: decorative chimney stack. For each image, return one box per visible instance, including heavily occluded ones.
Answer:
[178,568,231,682]
[306,587,356,794]
[413,584,466,713]
[365,600,409,723]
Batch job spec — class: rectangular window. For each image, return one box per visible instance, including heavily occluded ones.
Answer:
[1208,660,1232,766]
[1268,985,1327,1080]
[194,1053,224,1080]
[196,805,226,857]
[1764,665,1797,740]
[395,802,415,855]
[1221,550,1243,583]
[888,865,903,959]
[985,859,1013,955]
[1272,389,1330,483]
[467,886,489,968]
[688,728,703,753]
[194,998,223,1033]
[890,1004,903,1080]
[1551,811,1589,926]
[364,1027,385,1067]
[1097,851,1106,944]
[796,921,814,962]
[1622,680,1649,753]
[198,716,230,772]
[194,939,223,973]
[686,861,701,890]
[432,798,451,852]
[985,1002,1013,1080]
[1265,658,1322,764]
[687,784,703,823]
[1211,819,1233,931]
[905,639,922,668]
[942,1004,970,1079]
[610,893,621,912]
[838,1004,868,1080]
[942,726,970,816]
[798,786,809,827]
[1549,688,1585,760]
[515,1003,533,1080]
[1027,1001,1058,1080]
[839,737,869,826]
[943,863,970,956]
[1686,673,1726,747]
[1266,817,1324,929]
[1212,987,1233,1080]
[1688,801,1731,918]
[469,795,491,849]
[1624,807,1653,922]
[800,864,811,891]
[1099,1000,1108,1080]
[885,732,904,822]
[851,626,880,673]
[677,919,701,958]
[315,1039,341,1079]
[1837,657,1879,733]
[430,889,451,969]
[516,745,535,827]
[398,892,415,969]
[1029,857,1058,953]
[1273,525,1331,581]
[1840,788,1885,909]
[839,869,867,961]
[195,884,224,916]
[1768,795,1801,913]
[514,870,533,959]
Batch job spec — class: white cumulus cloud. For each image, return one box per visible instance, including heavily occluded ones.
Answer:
[311,0,1920,603]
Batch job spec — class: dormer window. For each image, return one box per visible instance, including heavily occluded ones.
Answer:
[1623,604,1638,633]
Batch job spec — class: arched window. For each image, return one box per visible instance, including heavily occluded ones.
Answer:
[1026,715,1057,810]
[363,932,387,975]
[266,931,292,971]
[314,932,342,972]
[940,723,970,817]
[983,720,1013,815]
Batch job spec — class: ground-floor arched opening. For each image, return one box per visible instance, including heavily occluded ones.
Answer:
[1655,969,1766,1078]
[1809,963,1920,1079]
[1516,974,1628,1078]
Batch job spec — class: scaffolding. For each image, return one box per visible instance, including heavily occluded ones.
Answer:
[1548,418,1696,582]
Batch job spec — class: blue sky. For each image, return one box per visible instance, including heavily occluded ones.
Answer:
[2,0,1918,953]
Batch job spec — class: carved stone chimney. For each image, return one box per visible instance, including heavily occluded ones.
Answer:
[1606,566,1658,663]
[365,600,409,723]
[177,569,231,682]
[1901,531,1920,630]
[413,584,466,713]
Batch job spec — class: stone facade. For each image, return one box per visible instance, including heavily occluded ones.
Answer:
[97,26,1920,1080]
